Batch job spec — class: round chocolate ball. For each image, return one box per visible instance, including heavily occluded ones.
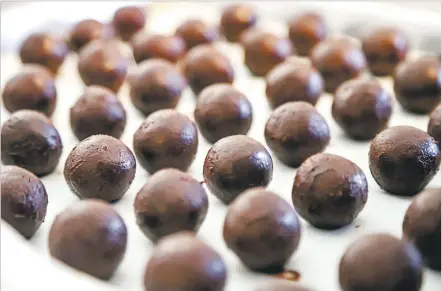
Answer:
[288,12,327,57]
[362,27,409,76]
[133,109,198,174]
[224,188,301,272]
[265,59,324,109]
[311,37,367,93]
[428,105,441,149]
[112,6,146,41]
[203,135,273,204]
[332,78,393,140]
[68,19,111,52]
[48,199,127,280]
[134,169,208,242]
[182,44,234,94]
[1,166,48,239]
[64,135,136,202]
[265,102,330,168]
[241,29,293,77]
[78,40,129,93]
[194,84,253,144]
[220,4,257,42]
[144,232,227,291]
[131,33,186,64]
[19,32,68,75]
[369,126,441,196]
[130,59,186,116]
[2,65,57,116]
[339,234,423,291]
[1,110,62,176]
[292,153,368,229]
[175,19,218,50]
[255,282,311,291]
[394,55,441,114]
[70,86,126,141]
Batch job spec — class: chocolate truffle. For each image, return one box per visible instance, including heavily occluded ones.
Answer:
[112,6,146,41]
[78,40,129,93]
[2,65,57,116]
[64,135,136,202]
[194,84,253,144]
[182,44,234,94]
[255,282,310,291]
[394,55,441,114]
[1,110,62,176]
[292,153,368,229]
[265,102,330,168]
[369,126,441,196]
[68,19,111,52]
[332,78,393,140]
[70,86,126,141]
[265,59,324,109]
[220,4,257,42]
[131,33,186,64]
[362,27,409,76]
[339,234,423,291]
[241,29,293,77]
[288,12,327,57]
[1,166,48,239]
[133,109,198,174]
[130,59,186,116]
[224,188,301,272]
[19,32,69,75]
[175,19,218,50]
[203,135,273,204]
[311,37,367,93]
[144,232,227,291]
[48,199,127,280]
[134,169,208,242]
[428,105,441,149]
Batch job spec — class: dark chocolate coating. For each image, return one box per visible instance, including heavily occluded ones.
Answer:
[311,37,367,93]
[175,19,218,50]
[394,55,441,114]
[332,78,393,140]
[241,29,293,77]
[131,33,186,64]
[1,166,48,239]
[369,126,441,196]
[203,135,273,204]
[78,40,129,93]
[70,86,126,141]
[1,110,62,176]
[182,44,234,94]
[194,84,253,144]
[223,188,301,272]
[112,6,146,41]
[220,4,257,42]
[288,12,327,57]
[68,19,111,52]
[133,109,198,174]
[134,169,208,242]
[403,188,441,271]
[130,59,186,116]
[265,59,324,109]
[265,102,330,168]
[292,153,368,229]
[255,282,310,291]
[2,65,57,116]
[144,232,227,291]
[64,135,136,202]
[428,105,441,149]
[362,27,409,76]
[48,199,127,280]
[339,234,423,291]
[19,32,68,75]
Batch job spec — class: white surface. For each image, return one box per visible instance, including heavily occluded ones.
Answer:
[1,2,441,291]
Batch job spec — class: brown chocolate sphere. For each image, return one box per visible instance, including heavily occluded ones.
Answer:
[194,84,253,144]
[394,55,441,114]
[64,135,136,202]
[1,166,48,239]
[70,86,126,141]
[131,33,186,64]
[288,12,327,57]
[112,6,146,41]
[68,19,111,52]
[133,109,198,174]
[19,32,68,75]
[369,126,441,196]
[428,105,441,149]
[175,19,218,50]
[48,199,127,280]
[255,282,311,291]
[2,65,57,116]
[220,4,257,42]
[1,110,62,176]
